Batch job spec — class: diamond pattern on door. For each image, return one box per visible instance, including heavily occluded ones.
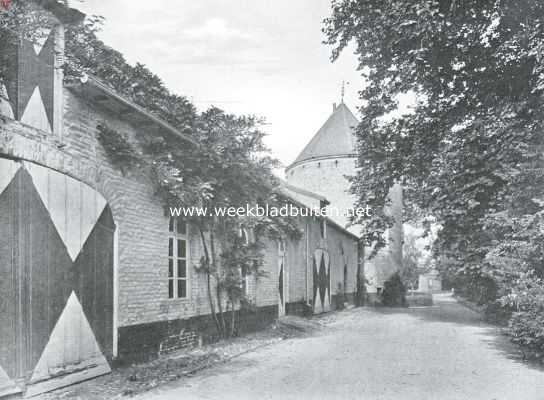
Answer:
[30,292,110,384]
[24,161,107,261]
[313,249,331,314]
[0,158,114,396]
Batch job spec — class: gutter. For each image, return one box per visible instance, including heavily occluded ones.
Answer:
[66,75,198,146]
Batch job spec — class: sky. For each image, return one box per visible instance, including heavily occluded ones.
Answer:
[74,0,364,171]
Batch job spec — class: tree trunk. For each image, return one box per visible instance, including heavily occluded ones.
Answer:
[230,297,237,337]
[198,226,222,335]
[215,281,227,337]
[209,226,227,337]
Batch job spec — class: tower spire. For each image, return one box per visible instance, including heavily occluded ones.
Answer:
[341,80,345,104]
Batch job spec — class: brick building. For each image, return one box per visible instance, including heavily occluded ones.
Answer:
[0,2,361,397]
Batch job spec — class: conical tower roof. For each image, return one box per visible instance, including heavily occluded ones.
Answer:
[289,102,359,168]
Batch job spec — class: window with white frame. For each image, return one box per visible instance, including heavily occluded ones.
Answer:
[168,216,188,299]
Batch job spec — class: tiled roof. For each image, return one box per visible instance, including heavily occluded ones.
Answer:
[289,102,359,168]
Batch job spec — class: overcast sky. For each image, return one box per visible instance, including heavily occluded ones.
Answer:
[74,0,364,170]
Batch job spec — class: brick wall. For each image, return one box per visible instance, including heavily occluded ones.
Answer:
[61,91,216,327]
[1,87,361,360]
[1,90,210,327]
[1,88,282,354]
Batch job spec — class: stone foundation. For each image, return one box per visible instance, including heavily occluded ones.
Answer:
[285,301,313,317]
[117,305,278,363]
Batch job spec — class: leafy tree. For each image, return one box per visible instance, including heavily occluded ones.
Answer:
[324,0,544,299]
[400,232,423,290]
[381,272,407,307]
[324,0,544,358]
[149,108,301,338]
[98,109,301,338]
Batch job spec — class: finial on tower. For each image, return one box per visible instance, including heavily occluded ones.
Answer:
[340,80,350,104]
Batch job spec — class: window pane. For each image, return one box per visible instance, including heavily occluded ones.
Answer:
[168,259,174,278]
[168,279,174,298]
[176,217,187,235]
[177,279,187,298]
[169,217,174,232]
[178,259,187,278]
[168,238,173,257]
[177,239,186,258]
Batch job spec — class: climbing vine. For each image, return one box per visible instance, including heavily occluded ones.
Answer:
[96,123,141,172]
[5,0,303,340]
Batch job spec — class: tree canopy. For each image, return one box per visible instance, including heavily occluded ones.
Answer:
[325,0,544,358]
[324,0,544,289]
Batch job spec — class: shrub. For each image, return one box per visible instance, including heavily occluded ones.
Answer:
[381,272,407,307]
[454,273,498,306]
[483,301,512,326]
[507,310,544,360]
[501,273,544,361]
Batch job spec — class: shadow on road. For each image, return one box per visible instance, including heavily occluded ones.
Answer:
[368,292,544,373]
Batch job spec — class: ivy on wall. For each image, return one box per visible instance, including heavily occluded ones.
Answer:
[5,1,306,340]
[96,123,141,172]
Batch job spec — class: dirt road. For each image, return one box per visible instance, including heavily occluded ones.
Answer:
[136,293,544,400]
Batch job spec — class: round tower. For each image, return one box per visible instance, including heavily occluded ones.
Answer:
[286,101,403,300]
[285,102,359,231]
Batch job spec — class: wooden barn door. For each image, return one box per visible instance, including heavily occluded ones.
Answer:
[0,159,114,397]
[0,159,21,396]
[313,249,331,314]
[278,240,287,317]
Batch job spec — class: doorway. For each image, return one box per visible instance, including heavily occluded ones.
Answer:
[0,159,114,397]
